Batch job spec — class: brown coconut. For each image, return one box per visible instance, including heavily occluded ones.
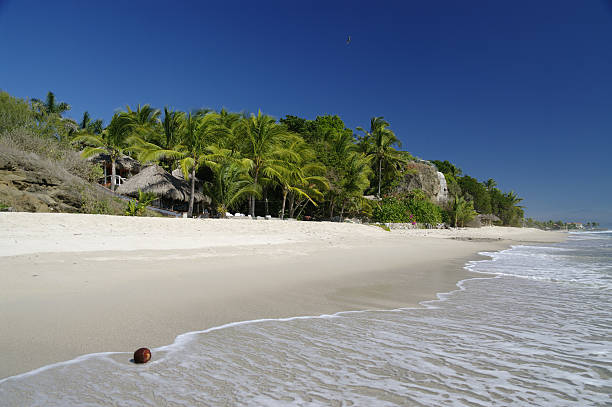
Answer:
[133,347,151,364]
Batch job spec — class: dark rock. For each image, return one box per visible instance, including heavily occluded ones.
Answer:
[133,347,151,364]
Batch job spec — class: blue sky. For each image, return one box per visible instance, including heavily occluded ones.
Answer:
[1,1,611,225]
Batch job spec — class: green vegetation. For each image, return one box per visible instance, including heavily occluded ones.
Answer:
[79,191,118,215]
[204,155,259,217]
[447,196,477,227]
[0,89,536,225]
[373,190,442,225]
[372,223,391,232]
[356,117,405,197]
[525,219,601,230]
[432,160,525,227]
[125,190,156,216]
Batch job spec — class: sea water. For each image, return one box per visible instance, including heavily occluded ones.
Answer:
[1,232,610,406]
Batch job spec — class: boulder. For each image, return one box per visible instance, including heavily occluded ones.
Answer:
[394,161,449,205]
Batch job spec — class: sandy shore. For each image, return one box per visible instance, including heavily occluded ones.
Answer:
[0,213,566,379]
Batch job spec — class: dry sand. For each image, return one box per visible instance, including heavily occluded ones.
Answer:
[0,213,566,379]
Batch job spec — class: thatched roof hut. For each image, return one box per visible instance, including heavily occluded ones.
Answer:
[480,214,501,222]
[479,214,501,226]
[116,165,209,204]
[87,153,141,172]
[171,168,200,182]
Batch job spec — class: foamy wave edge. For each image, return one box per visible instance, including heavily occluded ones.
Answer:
[0,246,518,385]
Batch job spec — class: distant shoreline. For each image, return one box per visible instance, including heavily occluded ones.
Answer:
[0,213,566,378]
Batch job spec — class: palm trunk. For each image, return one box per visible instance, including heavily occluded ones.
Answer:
[288,192,295,218]
[378,158,382,197]
[111,157,117,192]
[250,167,259,217]
[340,200,346,222]
[264,189,269,216]
[329,197,334,220]
[280,188,288,220]
[188,165,196,217]
[295,200,308,219]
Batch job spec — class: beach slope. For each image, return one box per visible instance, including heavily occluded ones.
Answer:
[0,213,565,378]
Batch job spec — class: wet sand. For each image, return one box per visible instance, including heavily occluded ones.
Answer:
[0,213,566,378]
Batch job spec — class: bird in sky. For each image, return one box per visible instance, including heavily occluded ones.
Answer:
[346,35,351,45]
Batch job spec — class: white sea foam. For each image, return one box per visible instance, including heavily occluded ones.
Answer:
[1,235,611,406]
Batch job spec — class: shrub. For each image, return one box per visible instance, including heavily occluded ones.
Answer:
[372,223,391,231]
[0,91,34,134]
[448,196,477,227]
[79,189,124,215]
[125,190,156,216]
[373,197,411,223]
[405,198,442,225]
[373,191,442,225]
[0,128,102,182]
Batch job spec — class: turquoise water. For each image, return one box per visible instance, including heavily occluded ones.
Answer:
[1,232,611,406]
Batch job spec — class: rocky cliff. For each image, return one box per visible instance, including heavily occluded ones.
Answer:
[394,161,449,205]
[0,146,123,213]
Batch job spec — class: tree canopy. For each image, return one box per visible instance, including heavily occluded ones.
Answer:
[1,89,535,225]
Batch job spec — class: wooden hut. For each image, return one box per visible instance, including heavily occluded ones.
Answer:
[479,214,501,226]
[87,153,141,187]
[171,168,191,181]
[116,165,210,214]
[171,168,206,194]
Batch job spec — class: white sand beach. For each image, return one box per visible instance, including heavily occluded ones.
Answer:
[0,213,566,379]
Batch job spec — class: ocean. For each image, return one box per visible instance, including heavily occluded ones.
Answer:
[1,231,610,406]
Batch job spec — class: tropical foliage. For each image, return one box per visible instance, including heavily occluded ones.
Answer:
[525,219,601,230]
[373,190,442,225]
[0,89,539,226]
[432,160,525,226]
[447,196,477,227]
[356,117,405,197]
[73,112,132,191]
[125,190,157,216]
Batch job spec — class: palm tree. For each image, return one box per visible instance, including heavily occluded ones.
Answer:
[266,138,328,219]
[80,111,91,130]
[505,190,523,207]
[124,104,161,141]
[451,196,477,227]
[32,91,70,117]
[30,91,75,141]
[484,178,497,192]
[338,152,372,220]
[161,107,184,150]
[79,111,103,135]
[234,111,296,217]
[204,156,259,217]
[288,161,329,219]
[73,113,131,191]
[357,116,404,197]
[324,131,359,218]
[131,107,186,168]
[179,111,222,217]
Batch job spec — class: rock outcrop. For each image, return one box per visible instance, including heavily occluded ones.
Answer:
[0,147,122,213]
[394,161,449,205]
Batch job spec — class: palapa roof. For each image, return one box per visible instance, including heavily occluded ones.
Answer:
[116,165,209,204]
[479,214,501,222]
[171,168,200,182]
[87,153,141,172]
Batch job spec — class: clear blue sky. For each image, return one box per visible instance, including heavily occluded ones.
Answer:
[1,0,611,225]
